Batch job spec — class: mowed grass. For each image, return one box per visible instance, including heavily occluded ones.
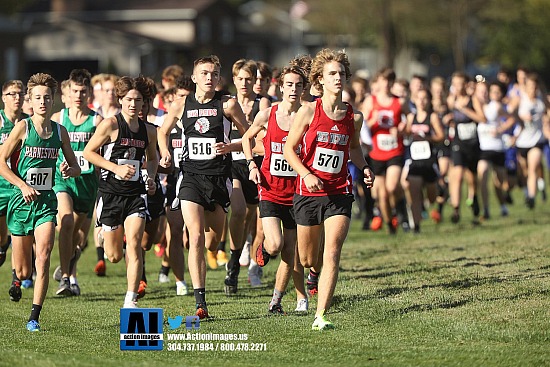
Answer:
[0,187,549,367]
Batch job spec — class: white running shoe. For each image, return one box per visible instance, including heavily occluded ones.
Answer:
[248,261,262,287]
[123,301,138,308]
[53,265,62,282]
[158,273,170,283]
[295,298,309,312]
[239,242,251,267]
[176,281,188,296]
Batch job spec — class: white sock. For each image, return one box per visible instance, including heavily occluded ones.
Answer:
[69,276,78,285]
[124,291,138,304]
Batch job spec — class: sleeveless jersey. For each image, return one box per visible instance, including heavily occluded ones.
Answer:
[12,118,62,192]
[180,91,232,175]
[297,99,354,196]
[478,101,505,152]
[0,110,16,190]
[368,95,404,161]
[259,105,298,205]
[99,113,148,196]
[229,95,261,163]
[409,113,436,167]
[57,108,98,175]
[452,98,479,146]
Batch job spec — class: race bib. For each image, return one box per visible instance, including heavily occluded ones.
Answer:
[377,134,398,151]
[230,138,246,161]
[188,137,216,160]
[115,159,140,181]
[312,147,344,174]
[173,147,183,168]
[270,153,296,177]
[74,151,90,172]
[457,122,477,140]
[26,167,52,190]
[410,141,431,161]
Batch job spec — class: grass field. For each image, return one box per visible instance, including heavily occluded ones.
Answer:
[0,189,549,367]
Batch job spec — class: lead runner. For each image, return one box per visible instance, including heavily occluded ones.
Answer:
[283,49,374,330]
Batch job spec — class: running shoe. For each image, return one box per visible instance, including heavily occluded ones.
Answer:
[158,273,170,283]
[256,242,270,267]
[53,265,62,282]
[26,320,41,332]
[206,250,218,270]
[21,279,33,289]
[195,303,209,319]
[239,243,250,267]
[123,301,138,309]
[312,311,335,331]
[154,242,166,258]
[137,280,147,299]
[248,262,262,287]
[56,278,72,296]
[70,283,81,296]
[268,303,286,315]
[9,280,21,302]
[94,260,106,277]
[430,209,441,223]
[306,272,319,297]
[176,281,188,296]
[295,298,309,312]
[216,250,228,267]
[370,216,383,231]
[224,275,238,296]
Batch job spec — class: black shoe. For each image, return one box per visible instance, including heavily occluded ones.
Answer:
[472,196,480,217]
[70,283,81,296]
[9,280,21,302]
[307,272,319,297]
[268,303,286,315]
[451,210,460,224]
[255,242,270,267]
[526,197,535,210]
[224,276,238,296]
[56,277,73,296]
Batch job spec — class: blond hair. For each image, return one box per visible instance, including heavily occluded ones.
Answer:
[309,49,351,92]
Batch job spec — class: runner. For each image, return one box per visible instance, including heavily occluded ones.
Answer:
[158,55,248,318]
[0,80,27,268]
[403,89,444,232]
[83,76,158,308]
[283,49,374,330]
[0,73,81,331]
[242,63,309,313]
[51,69,102,297]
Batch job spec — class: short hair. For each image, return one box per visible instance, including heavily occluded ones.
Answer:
[193,55,221,72]
[278,65,308,87]
[102,74,119,87]
[175,75,195,92]
[2,80,24,93]
[161,64,184,82]
[61,79,70,91]
[525,72,539,85]
[256,61,272,80]
[232,59,258,79]
[91,73,106,87]
[27,73,58,98]
[373,67,396,84]
[309,49,352,92]
[143,77,158,101]
[115,76,149,100]
[289,54,312,79]
[68,69,92,88]
[451,71,470,83]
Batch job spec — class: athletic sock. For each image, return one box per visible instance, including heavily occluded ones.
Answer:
[124,291,138,304]
[29,304,42,322]
[194,288,206,305]
[160,265,170,276]
[97,247,105,262]
[227,249,242,272]
[217,240,226,252]
[269,289,283,307]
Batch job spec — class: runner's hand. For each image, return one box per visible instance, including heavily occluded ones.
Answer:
[160,153,172,168]
[363,167,375,189]
[304,173,323,193]
[19,184,40,204]
[115,164,136,181]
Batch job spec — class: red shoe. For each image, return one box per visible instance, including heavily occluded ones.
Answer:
[370,216,383,231]
[196,303,209,319]
[154,242,166,258]
[430,209,441,223]
[137,280,147,299]
[256,242,270,267]
[94,260,106,276]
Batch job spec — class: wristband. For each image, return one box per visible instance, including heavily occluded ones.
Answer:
[362,165,371,172]
[249,166,258,171]
[246,159,254,167]
[303,172,312,179]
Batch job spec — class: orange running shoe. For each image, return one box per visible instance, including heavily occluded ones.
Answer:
[206,250,218,270]
[137,280,147,299]
[370,216,383,231]
[94,260,106,277]
[196,303,209,319]
[430,209,441,223]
